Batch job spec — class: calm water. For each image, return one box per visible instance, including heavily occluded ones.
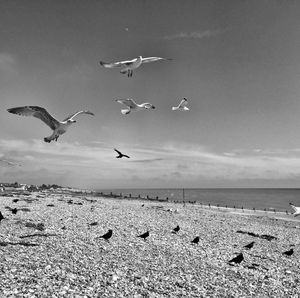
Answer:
[97,188,300,212]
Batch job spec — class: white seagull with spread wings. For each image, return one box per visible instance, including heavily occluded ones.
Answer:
[115,99,155,115]
[7,106,94,143]
[172,98,190,111]
[289,203,300,217]
[99,56,171,77]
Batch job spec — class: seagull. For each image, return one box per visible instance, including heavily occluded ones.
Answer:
[228,253,244,264]
[99,56,171,77]
[7,106,94,143]
[172,98,189,111]
[137,231,149,240]
[99,229,113,241]
[289,203,300,217]
[114,148,130,159]
[115,99,155,115]
[172,225,180,234]
[0,159,21,167]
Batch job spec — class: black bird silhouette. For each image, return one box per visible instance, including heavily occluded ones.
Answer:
[89,222,98,226]
[191,236,200,244]
[228,253,244,264]
[100,229,113,241]
[12,199,19,203]
[137,231,149,240]
[114,148,130,159]
[244,241,255,249]
[5,207,18,214]
[283,248,294,256]
[0,211,4,222]
[172,225,180,233]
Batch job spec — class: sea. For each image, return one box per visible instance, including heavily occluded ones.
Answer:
[97,188,300,212]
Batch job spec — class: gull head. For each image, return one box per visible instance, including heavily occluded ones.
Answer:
[68,119,77,124]
[142,103,155,109]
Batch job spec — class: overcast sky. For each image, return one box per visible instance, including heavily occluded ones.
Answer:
[1,0,300,189]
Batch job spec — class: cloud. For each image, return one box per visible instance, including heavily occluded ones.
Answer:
[164,29,222,40]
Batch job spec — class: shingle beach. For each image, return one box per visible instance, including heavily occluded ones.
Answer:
[1,191,299,297]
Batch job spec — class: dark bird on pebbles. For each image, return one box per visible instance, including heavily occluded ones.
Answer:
[100,229,113,241]
[114,148,130,159]
[191,236,200,244]
[137,231,149,240]
[89,222,98,226]
[172,225,180,233]
[12,199,19,203]
[228,253,244,264]
[244,241,255,249]
[283,248,294,256]
[11,208,18,214]
[0,211,4,222]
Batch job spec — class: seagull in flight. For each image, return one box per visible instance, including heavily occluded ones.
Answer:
[7,106,94,143]
[99,56,171,77]
[289,203,300,217]
[0,159,21,167]
[114,149,130,159]
[115,98,155,115]
[172,98,189,111]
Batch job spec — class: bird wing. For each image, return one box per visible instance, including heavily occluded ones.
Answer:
[114,148,122,156]
[7,106,60,130]
[141,57,170,64]
[63,111,94,122]
[178,98,188,108]
[115,99,137,108]
[99,58,136,68]
[289,203,297,213]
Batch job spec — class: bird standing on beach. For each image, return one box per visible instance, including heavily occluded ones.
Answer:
[282,248,294,256]
[244,241,255,250]
[7,106,94,143]
[191,236,200,244]
[172,225,180,234]
[289,203,300,217]
[137,231,149,240]
[228,253,244,264]
[172,98,189,111]
[115,98,155,115]
[99,56,171,77]
[100,229,113,241]
[114,149,130,159]
[0,211,4,222]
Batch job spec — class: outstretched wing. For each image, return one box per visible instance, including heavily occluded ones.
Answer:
[114,148,122,156]
[63,111,94,122]
[99,58,136,68]
[7,106,60,130]
[178,98,188,108]
[115,98,137,108]
[141,57,171,64]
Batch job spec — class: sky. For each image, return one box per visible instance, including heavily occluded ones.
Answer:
[1,0,300,189]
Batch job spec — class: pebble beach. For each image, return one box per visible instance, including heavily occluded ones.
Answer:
[0,191,300,297]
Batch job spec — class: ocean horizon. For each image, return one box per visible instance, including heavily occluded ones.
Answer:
[96,188,300,212]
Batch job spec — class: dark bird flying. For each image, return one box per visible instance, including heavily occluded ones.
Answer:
[283,248,294,256]
[100,229,113,241]
[191,236,200,244]
[137,231,149,240]
[244,241,255,249]
[114,148,130,159]
[228,253,244,264]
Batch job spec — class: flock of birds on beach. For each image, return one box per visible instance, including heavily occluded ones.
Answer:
[0,196,297,269]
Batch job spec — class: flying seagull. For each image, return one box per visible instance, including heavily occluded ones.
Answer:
[100,56,171,77]
[172,98,189,111]
[289,203,300,217]
[114,149,130,159]
[7,106,94,143]
[0,159,21,167]
[115,99,155,115]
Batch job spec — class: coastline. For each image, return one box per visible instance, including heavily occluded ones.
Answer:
[0,191,299,297]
